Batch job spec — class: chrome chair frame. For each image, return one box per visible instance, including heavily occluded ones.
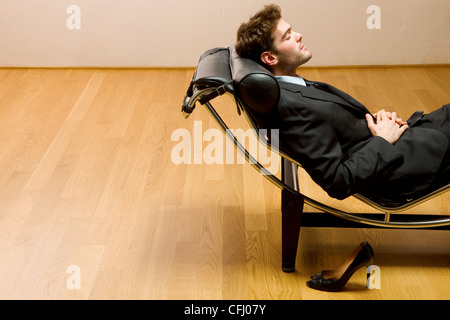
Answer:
[182,47,450,272]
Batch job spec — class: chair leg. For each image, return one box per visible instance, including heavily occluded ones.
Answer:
[281,188,304,273]
[280,157,303,272]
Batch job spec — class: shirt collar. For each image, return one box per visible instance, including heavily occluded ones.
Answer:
[275,75,307,87]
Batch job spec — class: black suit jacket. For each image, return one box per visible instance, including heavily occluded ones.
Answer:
[265,80,448,200]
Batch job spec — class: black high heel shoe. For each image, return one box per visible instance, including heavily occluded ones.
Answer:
[306,241,374,292]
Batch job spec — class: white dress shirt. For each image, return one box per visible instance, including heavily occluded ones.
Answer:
[275,75,307,87]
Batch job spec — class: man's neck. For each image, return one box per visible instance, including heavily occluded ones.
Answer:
[271,67,298,77]
[273,71,298,77]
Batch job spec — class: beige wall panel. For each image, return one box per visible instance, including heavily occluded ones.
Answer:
[0,0,449,67]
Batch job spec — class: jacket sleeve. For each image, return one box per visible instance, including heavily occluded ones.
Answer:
[278,101,405,200]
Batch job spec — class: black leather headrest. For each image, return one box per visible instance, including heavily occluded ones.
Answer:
[192,47,234,93]
[229,45,280,113]
[191,46,280,114]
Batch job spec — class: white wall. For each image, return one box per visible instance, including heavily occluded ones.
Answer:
[0,0,449,67]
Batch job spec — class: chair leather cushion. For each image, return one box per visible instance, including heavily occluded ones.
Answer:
[193,47,234,92]
[229,45,280,114]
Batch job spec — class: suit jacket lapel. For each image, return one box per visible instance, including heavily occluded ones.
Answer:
[280,80,371,115]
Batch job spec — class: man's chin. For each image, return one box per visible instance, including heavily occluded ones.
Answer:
[299,53,312,66]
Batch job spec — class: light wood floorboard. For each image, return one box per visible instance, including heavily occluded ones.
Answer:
[0,67,449,300]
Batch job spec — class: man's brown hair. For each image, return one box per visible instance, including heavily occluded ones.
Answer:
[235,4,282,65]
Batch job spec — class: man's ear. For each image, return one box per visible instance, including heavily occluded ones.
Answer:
[261,51,278,66]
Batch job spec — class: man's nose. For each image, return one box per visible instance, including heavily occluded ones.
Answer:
[295,32,303,42]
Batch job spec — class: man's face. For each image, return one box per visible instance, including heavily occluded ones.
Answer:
[270,19,312,74]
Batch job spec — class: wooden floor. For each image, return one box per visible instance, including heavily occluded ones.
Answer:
[0,66,449,300]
